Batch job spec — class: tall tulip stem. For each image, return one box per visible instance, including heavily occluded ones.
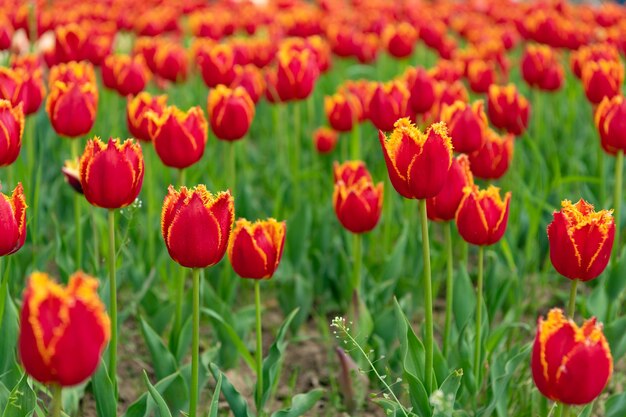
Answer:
[613,150,623,261]
[474,245,484,386]
[107,209,118,394]
[173,169,187,341]
[72,140,82,269]
[51,385,62,417]
[443,222,454,357]
[350,123,360,160]
[228,142,236,195]
[254,280,264,415]
[418,199,434,394]
[352,233,362,301]
[291,102,301,189]
[568,279,578,318]
[189,268,200,417]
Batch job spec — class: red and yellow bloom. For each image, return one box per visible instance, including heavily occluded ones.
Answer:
[427,155,473,222]
[0,99,24,167]
[582,60,624,105]
[325,92,361,132]
[595,95,626,155]
[0,182,27,256]
[46,79,98,138]
[369,81,410,132]
[313,127,338,154]
[468,128,514,180]
[228,218,286,279]
[455,185,511,246]
[207,86,255,141]
[127,92,168,142]
[440,100,487,154]
[487,84,530,136]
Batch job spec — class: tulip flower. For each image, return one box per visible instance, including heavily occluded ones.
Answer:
[46,81,98,138]
[127,92,168,142]
[333,160,372,185]
[231,65,265,104]
[468,128,514,180]
[0,66,45,116]
[196,43,237,88]
[148,105,208,169]
[440,100,487,154]
[405,67,438,114]
[456,184,511,246]
[275,48,319,101]
[595,95,626,155]
[48,61,97,86]
[378,118,453,200]
[467,60,496,94]
[437,80,469,111]
[531,309,612,405]
[521,44,564,91]
[547,199,614,282]
[325,92,361,133]
[333,174,383,234]
[102,54,151,97]
[339,80,372,122]
[0,99,24,167]
[487,84,530,136]
[228,218,286,279]
[582,60,624,105]
[62,158,83,194]
[313,127,338,154]
[0,182,27,257]
[207,85,255,141]
[134,37,159,74]
[18,271,110,387]
[383,22,418,58]
[154,41,188,83]
[79,137,144,210]
[426,155,474,222]
[571,43,619,79]
[369,81,410,132]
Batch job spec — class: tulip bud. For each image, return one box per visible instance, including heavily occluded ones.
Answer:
[531,309,612,405]
[333,160,373,185]
[102,54,151,97]
[339,80,372,122]
[49,61,97,86]
[275,48,319,101]
[79,137,144,209]
[455,185,511,246]
[595,95,626,155]
[467,60,496,94]
[427,155,473,222]
[547,199,614,281]
[440,100,487,153]
[0,182,27,256]
[228,218,286,279]
[468,128,514,180]
[162,185,234,268]
[46,81,98,138]
[148,105,208,168]
[405,67,438,114]
[127,92,168,142]
[325,92,361,132]
[379,118,453,200]
[231,65,265,104]
[487,84,530,136]
[196,42,237,88]
[0,66,45,116]
[0,99,24,167]
[582,60,624,105]
[19,272,110,387]
[521,44,564,91]
[570,43,619,79]
[208,86,255,141]
[313,127,338,154]
[369,81,410,132]
[383,22,417,59]
[333,172,383,234]
[154,41,188,83]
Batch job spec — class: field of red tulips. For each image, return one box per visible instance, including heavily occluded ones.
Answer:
[3,0,626,416]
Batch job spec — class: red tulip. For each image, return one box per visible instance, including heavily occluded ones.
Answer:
[383,22,418,59]
[148,106,208,169]
[369,81,410,132]
[582,60,624,105]
[379,118,453,200]
[154,41,188,83]
[531,308,612,405]
[62,158,83,194]
[275,48,319,101]
[468,128,514,180]
[313,127,338,154]
[207,86,255,141]
[427,155,473,222]
[0,99,24,167]
[0,182,27,256]
[487,84,530,136]
[467,60,496,94]
[325,92,361,132]
[440,100,487,154]
[595,95,626,155]
[102,54,151,97]
[162,185,234,268]
[547,199,615,282]
[521,44,564,91]
[127,92,168,142]
[228,218,286,279]
[0,66,45,116]
[230,65,265,104]
[405,67,438,114]
[455,185,511,246]
[49,61,97,87]
[333,160,372,185]
[333,162,383,234]
[196,42,237,88]
[79,137,144,209]
[46,80,98,138]
[570,43,619,79]
[19,271,110,387]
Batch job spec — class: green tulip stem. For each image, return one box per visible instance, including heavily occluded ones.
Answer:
[229,141,236,195]
[255,279,264,416]
[443,222,454,357]
[72,139,82,270]
[51,385,62,417]
[189,268,200,417]
[418,199,434,394]
[568,279,578,318]
[107,209,118,395]
[173,169,187,340]
[613,150,623,261]
[350,122,360,160]
[474,245,484,386]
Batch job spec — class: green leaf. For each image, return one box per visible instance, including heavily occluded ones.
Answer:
[175,316,193,364]
[587,284,608,323]
[123,372,180,417]
[372,398,404,417]
[258,309,299,410]
[208,373,222,417]
[607,393,626,417]
[453,265,475,332]
[606,315,626,361]
[92,361,117,417]
[139,317,177,379]
[202,308,256,371]
[380,225,409,281]
[433,369,463,417]
[209,363,254,417]
[270,389,324,417]
[605,248,626,299]
[404,371,431,417]
[577,404,593,417]
[394,298,425,382]
[1,373,36,417]
[0,382,9,411]
[0,284,19,387]
[142,371,172,417]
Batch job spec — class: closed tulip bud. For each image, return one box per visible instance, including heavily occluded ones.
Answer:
[46,81,98,138]
[582,60,624,105]
[231,65,265,104]
[196,43,237,88]
[0,182,27,256]
[53,23,88,64]
[162,185,234,268]
[369,81,410,132]
[62,158,83,194]
[456,185,510,246]
[468,128,514,180]
[155,41,188,83]
[134,37,159,74]
[379,118,453,200]
[383,22,417,59]
[521,44,564,91]
[405,67,437,114]
[313,127,338,154]
[571,44,619,79]
[48,61,97,87]
[208,85,255,141]
[437,80,469,111]
[440,100,487,153]
[0,100,24,167]
[467,60,496,94]
[148,106,208,168]
[0,16,12,51]
[531,309,612,405]
[487,84,530,136]
[333,160,372,185]
[127,92,168,142]
[339,80,372,122]
[354,33,379,64]
[547,199,614,281]
[18,272,110,387]
[0,67,45,116]
[79,137,144,209]
[595,95,626,155]
[105,54,151,97]
[275,48,319,101]
[228,218,286,279]
[333,175,383,234]
[427,155,473,222]
[325,92,361,132]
